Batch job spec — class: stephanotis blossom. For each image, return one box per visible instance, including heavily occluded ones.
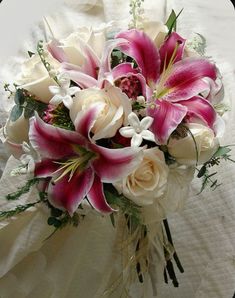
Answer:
[116,30,219,144]
[49,73,80,108]
[29,108,142,215]
[119,112,155,147]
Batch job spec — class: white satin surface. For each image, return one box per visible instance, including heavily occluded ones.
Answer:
[0,0,235,297]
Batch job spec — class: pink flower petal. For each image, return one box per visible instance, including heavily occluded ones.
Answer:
[178,96,216,128]
[99,38,128,80]
[163,58,217,101]
[148,100,187,144]
[47,39,68,63]
[48,167,94,215]
[159,32,186,71]
[112,63,139,78]
[62,63,98,88]
[72,104,101,138]
[116,29,160,86]
[29,114,87,159]
[87,175,113,213]
[34,159,59,177]
[78,38,101,79]
[112,64,147,98]
[91,144,142,182]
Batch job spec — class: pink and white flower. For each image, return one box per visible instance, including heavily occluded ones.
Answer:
[29,109,142,215]
[116,29,218,144]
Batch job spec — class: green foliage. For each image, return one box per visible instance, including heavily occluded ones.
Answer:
[6,178,41,201]
[197,145,234,193]
[104,184,142,232]
[9,89,48,122]
[165,9,183,35]
[0,200,42,220]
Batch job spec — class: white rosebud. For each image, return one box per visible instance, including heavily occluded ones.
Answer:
[168,123,219,165]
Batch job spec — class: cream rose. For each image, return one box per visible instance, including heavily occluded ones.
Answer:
[168,123,219,165]
[69,82,131,140]
[114,148,169,206]
[16,53,60,103]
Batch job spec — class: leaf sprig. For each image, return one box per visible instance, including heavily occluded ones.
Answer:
[197,146,235,193]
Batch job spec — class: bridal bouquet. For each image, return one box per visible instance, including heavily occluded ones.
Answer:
[0,1,233,293]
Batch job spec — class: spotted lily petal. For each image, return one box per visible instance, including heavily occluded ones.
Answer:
[178,96,216,128]
[148,100,187,144]
[47,39,68,63]
[91,144,143,183]
[87,175,114,213]
[159,32,186,71]
[48,168,94,216]
[29,114,87,159]
[163,58,217,101]
[116,29,161,86]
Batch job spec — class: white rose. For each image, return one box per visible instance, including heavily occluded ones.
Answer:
[142,164,195,224]
[168,123,219,165]
[69,82,131,140]
[114,148,169,206]
[16,54,60,103]
[60,27,106,66]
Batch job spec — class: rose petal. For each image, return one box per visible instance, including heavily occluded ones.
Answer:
[87,175,114,213]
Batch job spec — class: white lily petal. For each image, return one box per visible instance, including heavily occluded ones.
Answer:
[140,116,154,130]
[63,95,73,108]
[49,85,60,95]
[119,126,136,138]
[49,94,63,105]
[128,112,140,130]
[131,133,143,147]
[68,87,80,96]
[140,130,156,143]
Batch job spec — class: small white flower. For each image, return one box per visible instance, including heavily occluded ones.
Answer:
[49,73,80,108]
[119,112,156,147]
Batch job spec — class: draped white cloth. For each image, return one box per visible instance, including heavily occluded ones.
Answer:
[0,0,235,297]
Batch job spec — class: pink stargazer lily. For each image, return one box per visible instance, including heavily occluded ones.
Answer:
[116,30,218,144]
[29,109,142,215]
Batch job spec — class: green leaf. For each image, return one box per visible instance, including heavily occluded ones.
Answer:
[10,105,23,121]
[213,146,231,158]
[14,89,25,105]
[28,51,35,57]
[197,165,207,178]
[110,213,115,228]
[165,9,183,35]
[165,10,177,31]
[24,105,35,118]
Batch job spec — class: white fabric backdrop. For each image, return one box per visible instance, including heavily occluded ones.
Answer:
[0,0,235,297]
